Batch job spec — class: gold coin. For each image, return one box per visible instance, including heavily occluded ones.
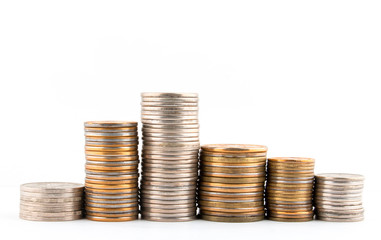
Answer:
[201,176,265,184]
[201,210,265,216]
[199,186,264,193]
[85,179,138,185]
[201,166,265,174]
[85,206,138,212]
[85,183,137,189]
[201,214,264,222]
[85,187,138,194]
[85,165,138,171]
[84,121,137,128]
[85,151,138,156]
[265,196,312,201]
[198,200,264,208]
[201,156,266,163]
[268,157,315,163]
[200,206,264,213]
[86,211,138,218]
[86,215,138,222]
[86,193,137,199]
[267,216,313,222]
[202,171,265,178]
[200,161,266,167]
[201,144,268,153]
[200,182,264,188]
[201,151,267,158]
[86,174,138,181]
[86,142,138,147]
[85,155,138,161]
[85,127,137,132]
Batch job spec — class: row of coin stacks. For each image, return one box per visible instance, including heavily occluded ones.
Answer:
[84,121,139,221]
[198,144,268,222]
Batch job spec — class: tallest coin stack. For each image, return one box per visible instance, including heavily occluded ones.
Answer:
[140,93,200,222]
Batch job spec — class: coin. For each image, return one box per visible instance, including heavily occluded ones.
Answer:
[84,121,137,128]
[20,182,84,194]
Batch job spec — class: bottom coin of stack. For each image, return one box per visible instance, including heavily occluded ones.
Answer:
[266,157,315,222]
[314,173,364,222]
[84,121,139,222]
[20,182,84,221]
[198,144,268,222]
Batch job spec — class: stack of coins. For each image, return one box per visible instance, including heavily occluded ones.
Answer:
[314,173,364,222]
[84,121,139,222]
[265,157,315,222]
[20,182,84,221]
[198,144,268,222]
[140,93,200,222]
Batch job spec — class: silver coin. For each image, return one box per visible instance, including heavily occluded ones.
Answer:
[19,210,83,217]
[142,215,196,222]
[316,210,364,218]
[142,119,199,124]
[85,146,137,151]
[143,124,199,129]
[314,188,363,194]
[84,121,137,128]
[142,106,198,111]
[141,211,195,218]
[21,182,84,194]
[143,137,200,143]
[314,192,363,198]
[20,196,82,203]
[316,216,364,222]
[315,180,364,186]
[141,176,198,183]
[141,93,198,98]
[142,163,198,169]
[142,172,198,178]
[143,132,199,138]
[86,141,139,146]
[86,193,138,199]
[85,170,138,176]
[142,167,198,174]
[20,192,83,199]
[142,154,198,160]
[143,128,199,134]
[314,196,362,202]
[85,132,137,137]
[142,114,198,120]
[143,141,200,148]
[86,202,138,208]
[20,201,82,207]
[315,173,364,181]
[140,184,196,191]
[140,189,195,196]
[142,149,199,155]
[85,188,138,194]
[141,180,196,187]
[142,98,198,103]
[141,207,196,214]
[141,111,198,116]
[86,198,137,204]
[20,214,83,221]
[141,101,198,107]
[20,205,82,213]
[140,198,196,205]
[315,205,364,212]
[142,160,198,166]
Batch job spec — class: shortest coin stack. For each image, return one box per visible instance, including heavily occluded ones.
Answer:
[198,144,268,222]
[314,173,364,222]
[20,182,84,221]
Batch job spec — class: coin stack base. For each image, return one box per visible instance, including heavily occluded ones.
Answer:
[84,121,139,222]
[266,157,315,222]
[140,93,200,222]
[20,182,84,221]
[314,173,364,222]
[199,144,268,222]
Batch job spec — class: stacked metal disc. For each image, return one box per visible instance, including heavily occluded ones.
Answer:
[20,182,84,221]
[140,93,200,222]
[84,121,139,222]
[314,173,364,222]
[198,144,268,222]
[266,157,315,222]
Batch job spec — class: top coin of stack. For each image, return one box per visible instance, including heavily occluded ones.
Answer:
[84,121,139,222]
[20,182,84,221]
[314,173,364,222]
[140,93,200,222]
[266,157,315,222]
[198,144,268,222]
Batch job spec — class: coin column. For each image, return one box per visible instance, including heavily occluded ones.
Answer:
[140,93,200,222]
[20,182,84,221]
[265,157,315,221]
[198,144,268,222]
[314,173,364,222]
[84,121,139,222]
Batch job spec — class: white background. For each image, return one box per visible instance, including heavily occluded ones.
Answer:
[0,0,380,239]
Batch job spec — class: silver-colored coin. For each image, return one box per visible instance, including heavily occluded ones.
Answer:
[142,163,198,169]
[142,160,199,166]
[86,198,137,204]
[143,128,199,134]
[141,180,196,187]
[141,202,195,209]
[142,167,198,174]
[140,211,195,218]
[314,188,363,194]
[142,149,199,155]
[142,154,198,160]
[142,111,199,116]
[84,128,137,133]
[142,98,198,103]
[20,196,82,203]
[141,207,196,214]
[143,132,199,138]
[142,119,199,124]
[20,205,82,213]
[142,172,198,178]
[20,201,82,207]
[316,211,364,219]
[85,170,138,176]
[86,141,139,146]
[315,180,364,186]
[20,192,83,198]
[141,93,198,98]
[314,196,362,202]
[86,193,138,199]
[143,124,199,129]
[140,189,195,196]
[20,214,83,221]
[140,184,196,192]
[21,182,84,194]
[316,216,364,222]
[143,137,199,142]
[314,192,363,198]
[314,200,363,206]
[142,215,196,222]
[141,101,198,107]
[140,198,196,205]
[142,115,198,121]
[142,106,199,111]
[85,188,138,194]
[315,205,363,211]
[84,121,137,128]
[315,173,364,182]
[143,141,200,148]
[141,176,198,183]
[85,132,137,137]
[19,210,83,217]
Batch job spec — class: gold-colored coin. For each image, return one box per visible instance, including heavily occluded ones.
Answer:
[201,144,268,153]
[201,171,265,178]
[200,182,264,188]
[200,206,264,213]
[198,200,263,208]
[85,183,137,189]
[85,136,138,141]
[201,166,265,174]
[267,216,313,222]
[85,187,138,194]
[86,215,138,222]
[85,165,138,171]
[268,157,315,164]
[84,121,137,128]
[85,155,138,161]
[86,211,138,218]
[200,210,264,216]
[85,146,138,152]
[86,193,138,199]
[265,196,312,201]
[201,176,265,184]
[201,156,266,163]
[201,214,264,222]
[85,127,137,132]
[85,151,138,156]
[201,151,267,158]
[86,174,138,180]
[85,178,137,185]
[200,161,265,167]
[199,186,264,193]
[85,206,138,212]
[86,141,138,147]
